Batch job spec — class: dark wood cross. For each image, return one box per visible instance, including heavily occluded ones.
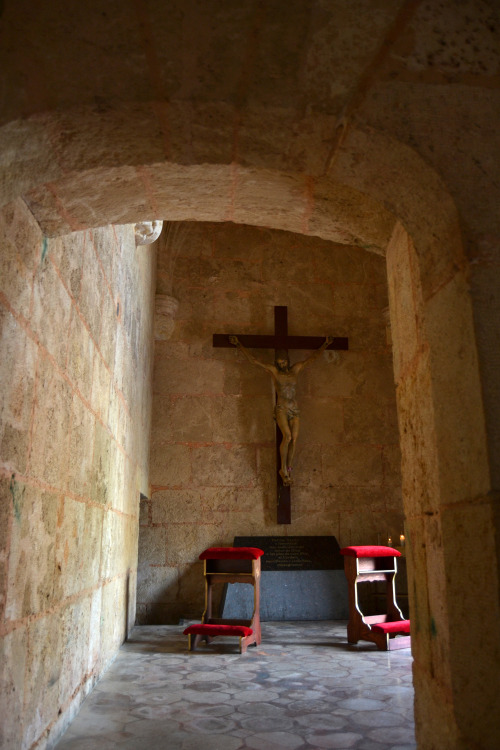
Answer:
[213,306,348,524]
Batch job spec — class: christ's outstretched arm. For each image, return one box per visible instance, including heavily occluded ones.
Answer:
[228,336,276,374]
[291,335,334,374]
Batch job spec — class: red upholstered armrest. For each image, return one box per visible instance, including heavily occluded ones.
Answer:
[199,547,264,560]
[183,624,253,637]
[371,620,410,635]
[340,545,401,558]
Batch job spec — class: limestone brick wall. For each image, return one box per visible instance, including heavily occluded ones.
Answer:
[386,222,498,748]
[0,201,155,748]
[138,222,403,624]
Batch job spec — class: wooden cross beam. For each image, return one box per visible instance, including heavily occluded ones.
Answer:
[213,306,348,524]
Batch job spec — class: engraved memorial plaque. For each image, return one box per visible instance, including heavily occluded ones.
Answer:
[221,536,349,620]
[234,536,343,571]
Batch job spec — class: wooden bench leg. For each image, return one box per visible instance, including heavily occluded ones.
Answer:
[347,618,363,644]
[188,633,214,651]
[386,635,411,651]
[240,633,259,654]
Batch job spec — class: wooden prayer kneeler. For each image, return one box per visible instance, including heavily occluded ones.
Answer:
[340,545,411,651]
[183,547,263,654]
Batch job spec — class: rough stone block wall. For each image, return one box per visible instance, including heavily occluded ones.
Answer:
[138,222,403,624]
[0,200,155,748]
[386,222,499,748]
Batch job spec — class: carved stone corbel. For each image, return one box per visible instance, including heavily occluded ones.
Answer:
[135,220,163,246]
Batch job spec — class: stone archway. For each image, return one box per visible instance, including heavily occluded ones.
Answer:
[2,118,496,746]
[385,221,495,748]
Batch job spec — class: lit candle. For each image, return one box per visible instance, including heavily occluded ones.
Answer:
[387,535,392,546]
[400,534,405,547]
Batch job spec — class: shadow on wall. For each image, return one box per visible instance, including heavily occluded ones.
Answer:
[136,563,210,625]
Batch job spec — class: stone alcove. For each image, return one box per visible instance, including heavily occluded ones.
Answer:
[1,120,496,747]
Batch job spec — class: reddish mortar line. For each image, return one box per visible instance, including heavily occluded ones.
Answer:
[405,231,426,355]
[44,182,86,233]
[0,292,35,348]
[47,254,118,402]
[96,444,107,583]
[395,342,431,386]
[88,228,135,419]
[24,343,42,480]
[231,0,266,163]
[86,230,117,425]
[231,113,243,169]
[224,161,239,223]
[152,101,172,159]
[34,669,97,749]
[0,290,135,480]
[323,0,423,175]
[452,493,496,509]
[407,493,493,521]
[3,227,143,736]
[136,166,160,217]
[111,224,130,266]
[1,568,136,639]
[108,227,137,407]
[87,229,117,304]
[63,314,76,494]
[48,248,131,419]
[152,438,273,449]
[301,176,315,235]
[132,0,171,158]
[0,467,138,521]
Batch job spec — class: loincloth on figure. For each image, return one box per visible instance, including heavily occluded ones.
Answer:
[274,403,300,421]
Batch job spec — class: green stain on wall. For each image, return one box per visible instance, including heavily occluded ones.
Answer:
[430,617,438,637]
[9,475,23,522]
[41,237,49,262]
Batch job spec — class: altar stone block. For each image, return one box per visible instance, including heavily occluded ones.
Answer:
[220,536,349,621]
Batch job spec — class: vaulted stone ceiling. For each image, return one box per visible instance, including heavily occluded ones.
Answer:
[0,0,498,258]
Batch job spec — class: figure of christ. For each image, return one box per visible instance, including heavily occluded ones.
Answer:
[229,335,334,486]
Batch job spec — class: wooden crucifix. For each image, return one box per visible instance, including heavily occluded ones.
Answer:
[213,306,348,524]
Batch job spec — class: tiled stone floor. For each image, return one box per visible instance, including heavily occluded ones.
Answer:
[56,621,416,750]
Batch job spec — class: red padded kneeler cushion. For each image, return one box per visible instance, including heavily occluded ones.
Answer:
[199,547,264,560]
[371,620,411,635]
[183,624,253,637]
[340,545,401,558]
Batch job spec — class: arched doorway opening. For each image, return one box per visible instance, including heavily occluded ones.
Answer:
[1,121,495,747]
